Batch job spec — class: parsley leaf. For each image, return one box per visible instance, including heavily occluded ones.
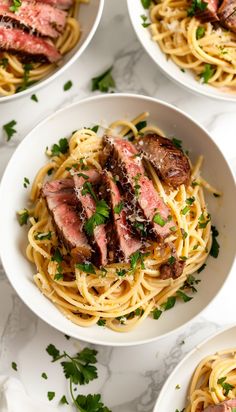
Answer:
[61,347,98,385]
[141,14,151,27]
[114,201,124,214]
[161,296,176,310]
[51,138,69,156]
[11,362,17,371]
[186,196,195,205]
[198,212,211,228]
[17,209,29,226]
[181,275,201,293]
[35,231,52,241]
[217,377,234,395]
[130,251,149,273]
[47,391,55,401]
[75,393,111,412]
[136,120,147,131]
[171,138,182,149]
[76,262,96,274]
[51,248,63,263]
[116,268,127,277]
[196,26,205,39]
[3,120,17,141]
[168,255,176,265]
[97,319,106,326]
[9,0,21,12]
[84,199,110,236]
[210,225,220,258]
[152,308,162,320]
[181,206,190,215]
[141,0,151,8]
[41,372,48,379]
[60,395,69,405]
[0,57,8,68]
[153,213,166,227]
[200,64,215,83]
[64,80,73,91]
[197,263,206,273]
[46,344,61,362]
[187,0,207,16]
[16,63,33,92]
[91,67,115,93]
[31,94,38,102]
[177,290,193,302]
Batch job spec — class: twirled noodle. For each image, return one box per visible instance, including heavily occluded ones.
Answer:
[25,112,219,332]
[185,348,236,411]
[0,0,84,96]
[149,0,236,90]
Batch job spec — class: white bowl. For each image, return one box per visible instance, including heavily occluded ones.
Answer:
[127,0,236,102]
[153,324,236,411]
[0,93,235,346]
[0,0,104,103]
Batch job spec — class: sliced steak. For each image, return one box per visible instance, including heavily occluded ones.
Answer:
[42,179,91,261]
[159,243,185,279]
[218,0,236,33]
[104,170,142,261]
[103,135,173,242]
[204,397,236,411]
[136,134,191,188]
[73,170,108,267]
[0,1,67,39]
[195,0,219,22]
[0,26,61,62]
[27,0,73,9]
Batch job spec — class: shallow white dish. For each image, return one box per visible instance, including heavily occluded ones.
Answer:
[153,324,236,411]
[127,0,236,102]
[0,0,104,103]
[0,93,235,346]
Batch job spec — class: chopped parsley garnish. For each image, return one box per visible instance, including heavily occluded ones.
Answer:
[168,255,176,265]
[161,296,176,311]
[81,181,97,200]
[31,94,38,102]
[192,180,199,187]
[34,231,52,241]
[116,268,127,277]
[97,319,106,326]
[177,290,193,302]
[3,120,17,141]
[47,168,54,175]
[141,0,151,8]
[52,248,63,263]
[77,172,89,179]
[171,138,182,149]
[181,206,190,215]
[114,201,124,214]
[196,26,206,39]
[181,275,201,293]
[197,263,206,273]
[175,384,181,390]
[200,64,215,83]
[91,67,115,93]
[23,177,30,188]
[187,0,207,16]
[198,212,211,228]
[186,196,195,205]
[76,262,96,274]
[46,344,60,361]
[47,391,55,401]
[17,209,29,226]
[217,377,234,395]
[64,334,70,340]
[9,0,22,12]
[54,272,63,281]
[75,394,111,412]
[152,308,162,320]
[213,193,220,197]
[136,120,147,131]
[50,138,69,156]
[210,225,220,258]
[0,57,8,68]
[141,14,151,27]
[181,229,188,240]
[170,226,177,232]
[41,372,48,379]
[180,256,187,261]
[90,125,99,133]
[63,80,73,91]
[60,395,69,405]
[135,308,144,316]
[153,213,166,227]
[180,68,185,73]
[134,221,147,237]
[130,251,149,273]
[17,63,33,92]
[11,361,17,371]
[84,199,110,236]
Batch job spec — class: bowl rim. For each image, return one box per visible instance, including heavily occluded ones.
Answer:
[127,0,236,103]
[0,92,235,347]
[0,0,104,104]
[153,323,236,411]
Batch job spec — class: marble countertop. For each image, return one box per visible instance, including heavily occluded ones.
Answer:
[0,1,236,411]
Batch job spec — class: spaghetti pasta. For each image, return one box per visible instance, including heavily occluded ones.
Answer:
[0,0,87,96]
[148,0,236,89]
[185,348,236,411]
[24,112,218,332]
